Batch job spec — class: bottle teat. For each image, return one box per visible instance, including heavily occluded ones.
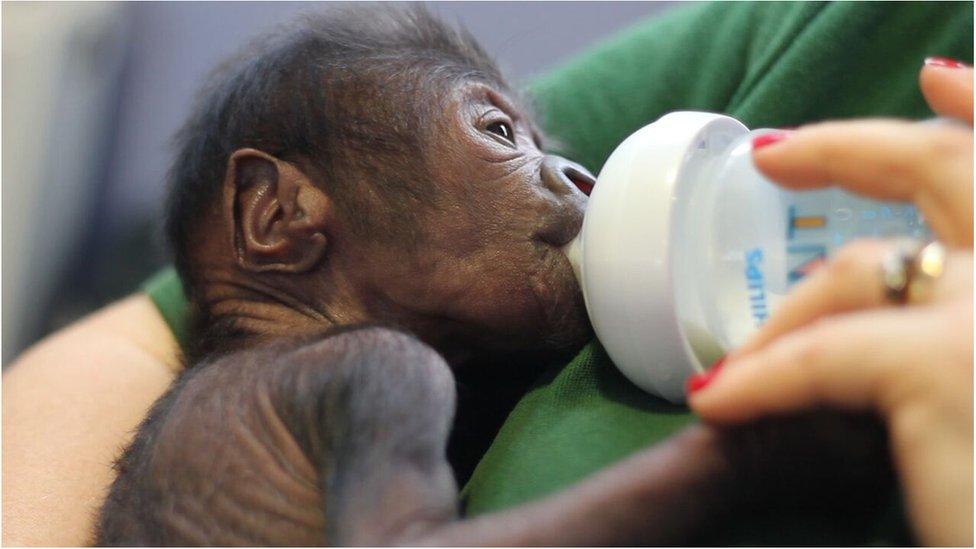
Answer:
[562,233,583,286]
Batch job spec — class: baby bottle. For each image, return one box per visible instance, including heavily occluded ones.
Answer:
[563,112,929,403]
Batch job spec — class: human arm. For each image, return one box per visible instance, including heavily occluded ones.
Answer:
[2,294,181,546]
[688,61,974,545]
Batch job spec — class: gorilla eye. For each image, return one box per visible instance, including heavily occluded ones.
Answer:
[486,121,516,145]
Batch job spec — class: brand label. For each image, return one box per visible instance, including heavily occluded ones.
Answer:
[744,248,768,327]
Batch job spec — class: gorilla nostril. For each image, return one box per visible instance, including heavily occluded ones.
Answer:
[564,167,595,196]
[542,155,596,196]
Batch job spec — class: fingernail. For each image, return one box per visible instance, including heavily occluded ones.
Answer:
[686,356,726,395]
[924,56,970,69]
[752,131,791,151]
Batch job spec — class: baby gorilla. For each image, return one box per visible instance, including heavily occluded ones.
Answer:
[96,6,895,546]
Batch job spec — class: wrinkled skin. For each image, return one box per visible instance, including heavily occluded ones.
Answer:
[370,84,592,352]
[339,83,593,359]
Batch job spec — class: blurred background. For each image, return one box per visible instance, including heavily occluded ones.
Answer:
[2,1,684,363]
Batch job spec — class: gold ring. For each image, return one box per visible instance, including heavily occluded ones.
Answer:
[881,240,946,305]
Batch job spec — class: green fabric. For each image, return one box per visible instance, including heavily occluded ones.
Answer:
[461,342,695,507]
[461,0,972,545]
[142,1,972,544]
[142,267,189,351]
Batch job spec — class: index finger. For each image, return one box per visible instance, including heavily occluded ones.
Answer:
[753,120,973,247]
[919,58,973,125]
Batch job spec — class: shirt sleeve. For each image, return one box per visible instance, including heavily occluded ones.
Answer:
[141,267,190,351]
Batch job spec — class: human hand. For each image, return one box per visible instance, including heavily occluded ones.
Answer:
[687,58,974,546]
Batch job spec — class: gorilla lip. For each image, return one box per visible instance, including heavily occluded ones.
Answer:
[535,214,584,249]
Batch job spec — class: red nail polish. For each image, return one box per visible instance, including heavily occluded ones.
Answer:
[686,357,726,395]
[924,56,970,69]
[752,131,791,151]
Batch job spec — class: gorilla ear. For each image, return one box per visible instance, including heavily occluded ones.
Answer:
[223,148,331,274]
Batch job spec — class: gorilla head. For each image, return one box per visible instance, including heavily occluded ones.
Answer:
[166,5,595,366]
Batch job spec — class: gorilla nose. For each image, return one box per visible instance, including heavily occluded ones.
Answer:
[542,156,596,196]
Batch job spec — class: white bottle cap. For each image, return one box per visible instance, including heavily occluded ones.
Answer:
[566,112,748,402]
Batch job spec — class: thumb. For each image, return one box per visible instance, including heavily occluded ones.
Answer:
[920,57,973,125]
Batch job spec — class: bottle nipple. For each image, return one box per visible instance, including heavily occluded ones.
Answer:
[562,233,584,285]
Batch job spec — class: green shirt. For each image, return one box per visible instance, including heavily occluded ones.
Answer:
[145,2,973,544]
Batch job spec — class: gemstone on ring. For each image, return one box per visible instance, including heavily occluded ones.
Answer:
[907,241,947,304]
